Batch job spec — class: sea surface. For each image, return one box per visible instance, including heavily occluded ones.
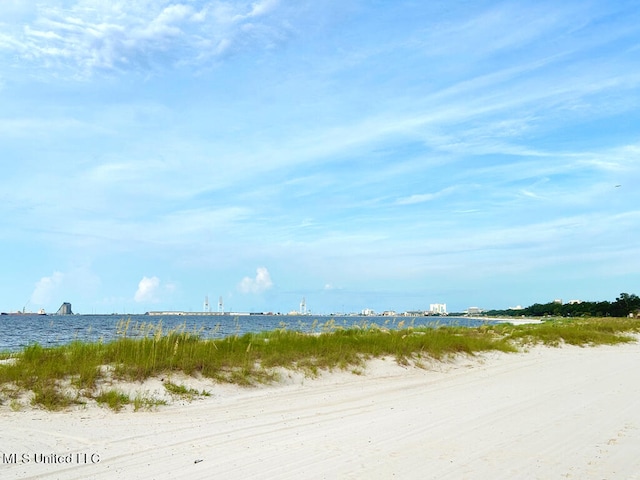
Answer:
[0,314,498,353]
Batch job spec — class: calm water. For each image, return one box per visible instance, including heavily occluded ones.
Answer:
[0,314,497,352]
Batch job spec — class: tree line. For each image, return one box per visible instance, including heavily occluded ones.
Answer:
[484,293,640,318]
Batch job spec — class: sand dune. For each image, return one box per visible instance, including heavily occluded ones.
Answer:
[2,340,640,479]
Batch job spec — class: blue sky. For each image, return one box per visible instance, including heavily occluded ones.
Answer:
[1,0,639,315]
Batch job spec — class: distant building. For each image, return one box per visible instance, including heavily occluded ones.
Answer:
[404,310,427,316]
[467,306,483,315]
[553,299,563,305]
[361,308,376,316]
[56,302,73,315]
[300,297,307,315]
[429,303,447,315]
[381,310,397,316]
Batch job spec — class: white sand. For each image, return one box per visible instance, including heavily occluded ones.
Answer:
[2,341,640,480]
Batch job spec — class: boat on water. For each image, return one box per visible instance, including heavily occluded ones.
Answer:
[0,308,46,316]
[1,302,72,316]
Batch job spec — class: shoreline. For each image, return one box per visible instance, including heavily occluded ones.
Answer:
[2,339,640,479]
[464,315,544,325]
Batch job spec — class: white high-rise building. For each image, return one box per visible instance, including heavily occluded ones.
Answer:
[300,297,307,315]
[430,303,447,314]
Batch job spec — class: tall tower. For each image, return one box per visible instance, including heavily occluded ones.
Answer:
[218,296,224,313]
[56,302,73,315]
[300,297,307,315]
[204,296,210,313]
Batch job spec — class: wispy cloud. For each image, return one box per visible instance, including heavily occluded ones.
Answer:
[2,1,640,313]
[396,186,458,206]
[0,0,290,76]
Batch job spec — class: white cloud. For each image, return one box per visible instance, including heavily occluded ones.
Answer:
[31,271,65,305]
[134,275,161,303]
[0,0,291,76]
[29,268,101,309]
[396,186,458,205]
[238,267,273,294]
[246,0,280,19]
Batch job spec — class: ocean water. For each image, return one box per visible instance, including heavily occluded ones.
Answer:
[0,314,496,353]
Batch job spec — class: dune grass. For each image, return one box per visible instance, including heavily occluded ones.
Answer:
[164,381,210,400]
[95,389,130,412]
[496,316,640,346]
[0,316,638,411]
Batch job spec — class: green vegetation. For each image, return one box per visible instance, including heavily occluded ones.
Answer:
[164,381,210,400]
[95,389,130,412]
[132,393,167,412]
[0,316,639,411]
[485,292,640,318]
[497,316,640,346]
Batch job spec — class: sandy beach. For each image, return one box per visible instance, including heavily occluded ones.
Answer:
[2,340,640,480]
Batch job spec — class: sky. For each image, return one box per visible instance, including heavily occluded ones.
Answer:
[1,0,639,315]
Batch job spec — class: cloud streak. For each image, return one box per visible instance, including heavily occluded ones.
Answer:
[1,0,289,76]
[396,187,459,206]
[2,1,640,313]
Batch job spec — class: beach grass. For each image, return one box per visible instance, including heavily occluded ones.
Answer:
[164,381,210,399]
[1,316,638,411]
[496,316,640,346]
[95,389,130,412]
[132,393,167,412]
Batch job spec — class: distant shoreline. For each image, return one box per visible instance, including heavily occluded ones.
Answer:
[465,316,543,325]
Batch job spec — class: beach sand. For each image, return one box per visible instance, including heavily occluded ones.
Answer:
[2,340,640,479]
